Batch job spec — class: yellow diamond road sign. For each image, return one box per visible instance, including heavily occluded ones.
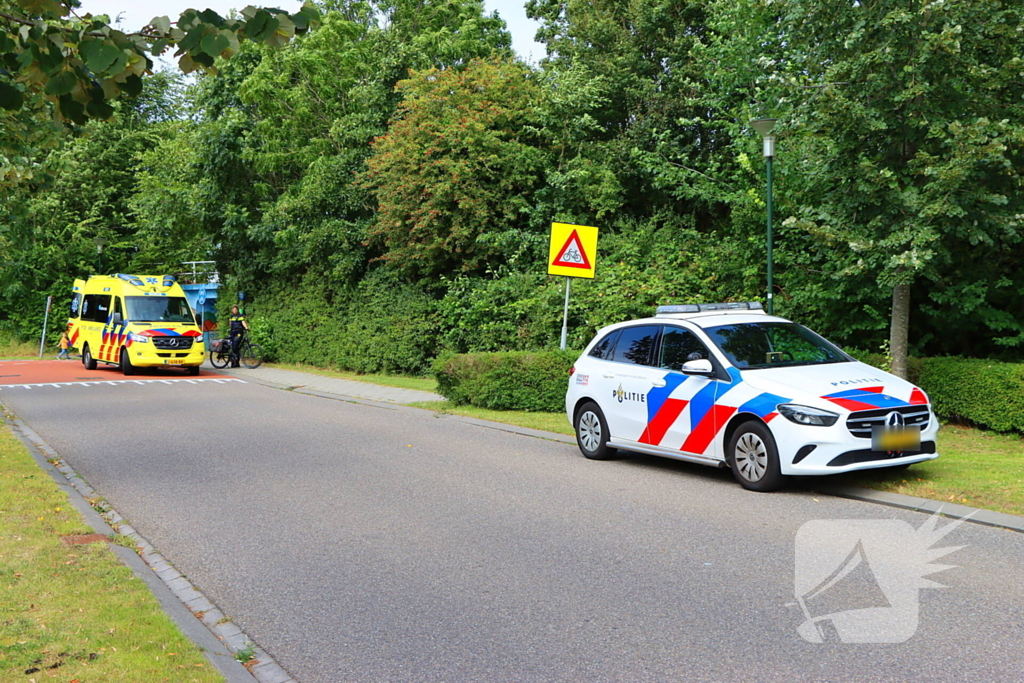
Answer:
[548,222,598,278]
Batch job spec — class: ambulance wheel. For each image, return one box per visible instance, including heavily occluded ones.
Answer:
[82,345,97,370]
[727,421,785,492]
[185,365,200,376]
[575,402,617,460]
[119,348,135,376]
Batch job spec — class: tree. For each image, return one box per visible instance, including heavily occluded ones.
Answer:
[0,0,318,186]
[363,57,547,280]
[769,0,1024,373]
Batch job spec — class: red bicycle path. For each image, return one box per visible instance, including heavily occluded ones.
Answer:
[0,358,214,385]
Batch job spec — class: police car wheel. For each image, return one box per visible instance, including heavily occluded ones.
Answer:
[575,402,617,460]
[82,345,97,370]
[727,421,785,492]
[119,348,135,376]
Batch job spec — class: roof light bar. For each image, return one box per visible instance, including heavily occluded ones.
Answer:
[117,273,145,287]
[656,302,764,315]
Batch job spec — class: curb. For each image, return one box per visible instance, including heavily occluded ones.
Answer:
[3,411,299,683]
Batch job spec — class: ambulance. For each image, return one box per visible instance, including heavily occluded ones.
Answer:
[67,274,205,376]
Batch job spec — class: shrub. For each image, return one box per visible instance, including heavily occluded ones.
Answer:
[915,357,1024,433]
[433,350,578,412]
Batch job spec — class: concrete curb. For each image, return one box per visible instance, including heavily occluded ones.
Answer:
[816,485,1024,533]
[233,367,1024,535]
[3,411,299,683]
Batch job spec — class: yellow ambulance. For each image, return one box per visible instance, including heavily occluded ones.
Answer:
[68,274,205,376]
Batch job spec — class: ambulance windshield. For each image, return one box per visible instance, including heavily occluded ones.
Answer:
[125,296,195,324]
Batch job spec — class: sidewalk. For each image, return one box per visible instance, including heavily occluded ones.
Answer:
[209,364,445,404]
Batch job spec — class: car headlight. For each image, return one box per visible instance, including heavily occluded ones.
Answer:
[128,332,150,343]
[778,403,839,427]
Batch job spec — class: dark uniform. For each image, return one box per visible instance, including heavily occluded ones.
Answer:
[228,313,246,367]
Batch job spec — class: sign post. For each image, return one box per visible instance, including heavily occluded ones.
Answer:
[547,222,599,350]
[38,295,52,358]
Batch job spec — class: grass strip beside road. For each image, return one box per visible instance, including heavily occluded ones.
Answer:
[0,423,225,683]
[269,362,438,393]
[407,400,1024,518]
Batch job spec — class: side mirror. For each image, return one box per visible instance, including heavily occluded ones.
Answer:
[681,358,715,377]
[110,312,122,325]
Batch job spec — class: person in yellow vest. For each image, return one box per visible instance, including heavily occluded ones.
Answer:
[228,305,249,368]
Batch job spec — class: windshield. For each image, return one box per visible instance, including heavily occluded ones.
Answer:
[704,322,850,369]
[125,296,195,324]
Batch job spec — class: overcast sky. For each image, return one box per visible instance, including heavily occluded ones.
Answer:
[77,1,547,63]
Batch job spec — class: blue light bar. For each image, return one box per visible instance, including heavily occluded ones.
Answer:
[656,302,764,315]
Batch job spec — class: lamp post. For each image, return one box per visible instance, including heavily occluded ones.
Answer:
[751,118,778,315]
[93,237,108,274]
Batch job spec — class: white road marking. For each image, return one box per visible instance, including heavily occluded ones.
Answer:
[0,378,247,391]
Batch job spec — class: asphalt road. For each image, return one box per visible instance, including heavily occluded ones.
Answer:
[1,376,1022,682]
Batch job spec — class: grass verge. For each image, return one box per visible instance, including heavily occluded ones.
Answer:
[0,333,42,360]
[0,422,225,683]
[268,362,437,393]
[409,401,575,436]
[406,399,1024,517]
[827,424,1024,517]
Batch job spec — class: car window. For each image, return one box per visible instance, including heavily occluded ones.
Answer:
[704,321,848,369]
[69,293,82,319]
[610,325,660,366]
[588,330,620,360]
[81,294,111,323]
[660,326,710,371]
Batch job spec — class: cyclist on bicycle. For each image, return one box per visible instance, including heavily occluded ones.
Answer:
[228,305,249,368]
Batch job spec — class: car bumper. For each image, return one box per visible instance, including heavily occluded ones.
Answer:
[772,414,940,476]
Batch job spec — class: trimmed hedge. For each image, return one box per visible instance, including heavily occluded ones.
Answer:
[843,352,1024,433]
[914,357,1024,433]
[433,350,578,412]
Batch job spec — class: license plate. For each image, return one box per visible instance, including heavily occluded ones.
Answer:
[872,426,921,452]
[164,360,185,365]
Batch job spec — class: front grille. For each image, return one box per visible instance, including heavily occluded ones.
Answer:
[846,405,930,438]
[152,336,194,351]
[828,441,937,467]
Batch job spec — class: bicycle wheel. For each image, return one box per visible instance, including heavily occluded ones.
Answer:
[210,349,230,369]
[241,342,264,369]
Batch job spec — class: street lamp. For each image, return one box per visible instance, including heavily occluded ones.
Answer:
[751,118,778,315]
[93,237,108,274]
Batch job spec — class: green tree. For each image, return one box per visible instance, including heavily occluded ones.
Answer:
[766,0,1024,373]
[363,56,547,280]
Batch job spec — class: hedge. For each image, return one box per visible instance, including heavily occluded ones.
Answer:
[436,350,1024,434]
[433,350,578,412]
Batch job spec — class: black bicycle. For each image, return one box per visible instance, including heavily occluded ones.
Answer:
[210,333,264,370]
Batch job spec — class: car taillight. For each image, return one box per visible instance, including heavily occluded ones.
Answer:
[568,365,575,376]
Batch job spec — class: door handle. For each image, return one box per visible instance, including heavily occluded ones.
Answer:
[651,380,666,388]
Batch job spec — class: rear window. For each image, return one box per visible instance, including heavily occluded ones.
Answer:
[610,325,660,366]
[588,330,620,360]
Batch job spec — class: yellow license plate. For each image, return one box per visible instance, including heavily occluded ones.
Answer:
[872,427,920,452]
[164,360,185,365]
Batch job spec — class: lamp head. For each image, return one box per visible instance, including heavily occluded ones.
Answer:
[751,118,778,137]
[93,237,108,252]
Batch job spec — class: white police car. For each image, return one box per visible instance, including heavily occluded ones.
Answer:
[565,302,938,491]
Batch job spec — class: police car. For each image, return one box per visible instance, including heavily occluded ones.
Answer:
[565,302,938,491]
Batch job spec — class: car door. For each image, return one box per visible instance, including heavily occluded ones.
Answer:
[602,324,664,442]
[656,326,724,456]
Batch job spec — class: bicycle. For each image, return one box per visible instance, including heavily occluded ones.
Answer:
[210,333,264,370]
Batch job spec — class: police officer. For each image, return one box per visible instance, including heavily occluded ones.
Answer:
[228,305,249,368]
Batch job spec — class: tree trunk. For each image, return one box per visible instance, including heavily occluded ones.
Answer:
[889,283,911,379]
